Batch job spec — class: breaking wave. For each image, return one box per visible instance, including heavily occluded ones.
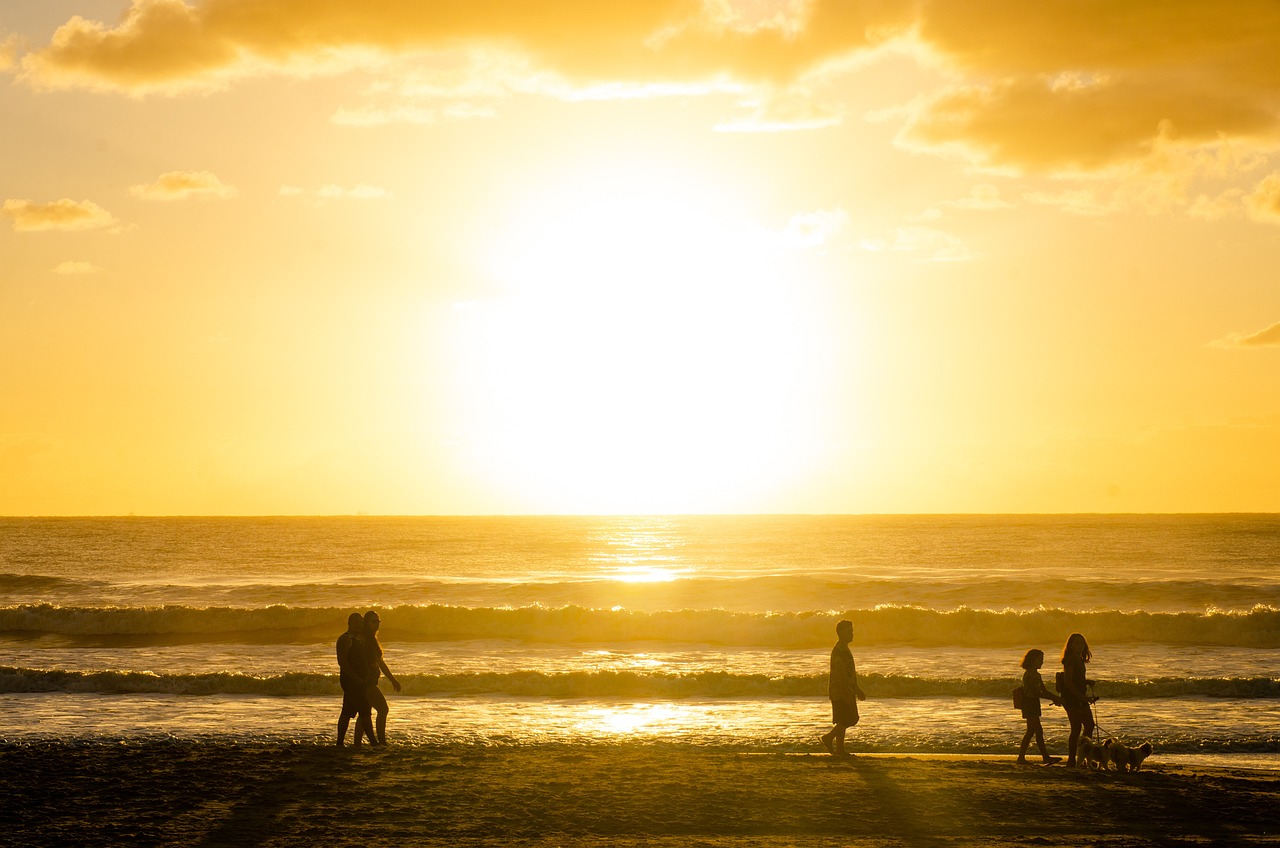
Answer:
[2,666,1276,698]
[2,603,1278,648]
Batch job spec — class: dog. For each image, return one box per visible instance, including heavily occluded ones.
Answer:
[1078,735,1113,770]
[1110,739,1154,772]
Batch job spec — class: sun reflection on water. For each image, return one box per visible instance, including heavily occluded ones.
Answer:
[610,566,682,583]
[582,703,683,736]
[590,519,691,584]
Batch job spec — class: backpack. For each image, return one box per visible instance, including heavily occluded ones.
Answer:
[1012,685,1025,710]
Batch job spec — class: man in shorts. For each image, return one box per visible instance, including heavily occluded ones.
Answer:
[821,619,866,756]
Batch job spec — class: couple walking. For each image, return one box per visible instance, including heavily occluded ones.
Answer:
[336,610,401,747]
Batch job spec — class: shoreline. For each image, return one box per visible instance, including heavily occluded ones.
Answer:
[10,741,1280,846]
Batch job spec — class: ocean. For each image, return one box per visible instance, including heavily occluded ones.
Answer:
[2,514,1277,767]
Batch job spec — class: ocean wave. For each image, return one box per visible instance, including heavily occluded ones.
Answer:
[0,574,106,594]
[1,603,1278,648]
[5,572,1277,614]
[2,666,1275,698]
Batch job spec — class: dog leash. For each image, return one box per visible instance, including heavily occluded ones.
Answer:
[1088,682,1111,739]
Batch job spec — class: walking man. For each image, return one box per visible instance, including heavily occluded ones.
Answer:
[821,619,866,756]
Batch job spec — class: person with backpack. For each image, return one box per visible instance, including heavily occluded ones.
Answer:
[1015,648,1062,765]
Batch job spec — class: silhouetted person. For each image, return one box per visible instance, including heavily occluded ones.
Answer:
[820,619,866,756]
[1016,648,1062,765]
[1059,632,1096,767]
[363,610,402,745]
[336,612,377,747]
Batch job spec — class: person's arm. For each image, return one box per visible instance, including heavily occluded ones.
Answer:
[336,637,349,670]
[852,658,866,701]
[1038,679,1060,705]
[378,658,401,692]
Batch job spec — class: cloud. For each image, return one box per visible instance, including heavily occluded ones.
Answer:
[18,0,906,96]
[902,2,1280,172]
[891,226,973,261]
[19,0,1280,177]
[714,86,842,132]
[51,261,103,275]
[1246,172,1280,224]
[1188,188,1245,221]
[0,33,20,72]
[1211,320,1280,348]
[2,198,119,232]
[1022,188,1113,217]
[904,79,1276,175]
[130,170,237,200]
[860,225,975,262]
[333,51,734,127]
[946,184,1012,211]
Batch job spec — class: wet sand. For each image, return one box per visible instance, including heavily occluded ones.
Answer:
[5,741,1278,847]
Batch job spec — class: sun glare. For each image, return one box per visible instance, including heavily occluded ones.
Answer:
[449,160,832,513]
[610,566,681,583]
[586,704,682,736]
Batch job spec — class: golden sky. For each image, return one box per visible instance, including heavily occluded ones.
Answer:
[2,0,1278,515]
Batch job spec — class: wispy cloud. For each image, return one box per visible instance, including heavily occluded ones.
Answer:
[913,184,1015,222]
[2,198,118,232]
[0,32,19,72]
[130,170,236,201]
[946,184,1012,211]
[1246,172,1280,224]
[859,225,975,262]
[1211,320,1280,349]
[1022,189,1113,217]
[715,87,841,133]
[1188,189,1246,221]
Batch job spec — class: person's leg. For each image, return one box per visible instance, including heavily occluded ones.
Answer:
[354,708,369,746]
[821,700,840,754]
[338,688,356,747]
[1067,712,1082,766]
[337,709,351,747]
[358,705,376,746]
[369,686,390,744]
[833,723,849,755]
[1033,720,1058,763]
[1017,719,1034,762]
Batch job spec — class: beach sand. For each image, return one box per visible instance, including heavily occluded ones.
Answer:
[5,742,1278,847]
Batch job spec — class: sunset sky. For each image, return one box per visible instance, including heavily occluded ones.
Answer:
[2,0,1278,516]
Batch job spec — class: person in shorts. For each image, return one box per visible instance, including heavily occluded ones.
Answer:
[1015,648,1062,765]
[820,619,866,756]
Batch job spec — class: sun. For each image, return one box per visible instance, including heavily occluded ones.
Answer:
[447,158,833,513]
